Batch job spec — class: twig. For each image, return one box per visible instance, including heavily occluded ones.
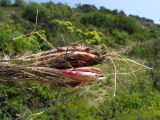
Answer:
[30,111,44,117]
[114,53,137,79]
[35,31,54,49]
[34,9,39,32]
[112,57,152,69]
[108,57,117,97]
[12,8,54,49]
[106,67,143,76]
[107,51,152,69]
[13,32,36,41]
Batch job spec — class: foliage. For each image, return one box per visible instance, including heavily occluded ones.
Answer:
[0,22,21,54]
[83,31,104,45]
[52,19,105,45]
[14,0,25,7]
[76,4,97,13]
[23,2,51,23]
[52,19,74,32]
[112,30,129,45]
[13,34,40,54]
[45,3,73,19]
[0,22,43,55]
[98,89,160,120]
[80,12,113,28]
[113,15,141,34]
[0,0,11,7]
[0,83,96,120]
[0,1,160,120]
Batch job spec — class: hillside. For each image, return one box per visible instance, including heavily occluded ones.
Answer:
[0,1,160,119]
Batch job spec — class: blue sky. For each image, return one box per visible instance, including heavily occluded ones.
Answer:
[28,0,160,24]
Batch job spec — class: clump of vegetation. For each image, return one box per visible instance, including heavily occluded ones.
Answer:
[0,0,160,119]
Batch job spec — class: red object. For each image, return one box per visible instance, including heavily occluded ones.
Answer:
[29,67,103,87]
[52,67,102,84]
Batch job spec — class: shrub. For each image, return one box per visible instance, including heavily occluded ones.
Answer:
[113,15,141,34]
[14,0,25,7]
[23,2,51,23]
[0,0,11,7]
[0,22,41,55]
[112,30,129,45]
[76,4,97,13]
[80,12,113,28]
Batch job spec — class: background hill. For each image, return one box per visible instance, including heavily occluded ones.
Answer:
[0,0,160,119]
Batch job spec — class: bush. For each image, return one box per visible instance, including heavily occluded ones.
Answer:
[0,22,21,54]
[98,90,160,120]
[0,0,11,7]
[76,4,97,13]
[113,15,141,34]
[80,12,113,28]
[0,22,41,55]
[46,3,73,19]
[23,2,51,23]
[112,30,129,45]
[14,0,25,7]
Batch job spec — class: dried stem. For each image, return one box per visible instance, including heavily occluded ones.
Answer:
[34,9,39,32]
[108,57,117,97]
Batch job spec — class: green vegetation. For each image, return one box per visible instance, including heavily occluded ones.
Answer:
[0,0,160,119]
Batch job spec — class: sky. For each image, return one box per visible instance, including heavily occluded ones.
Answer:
[29,0,160,24]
